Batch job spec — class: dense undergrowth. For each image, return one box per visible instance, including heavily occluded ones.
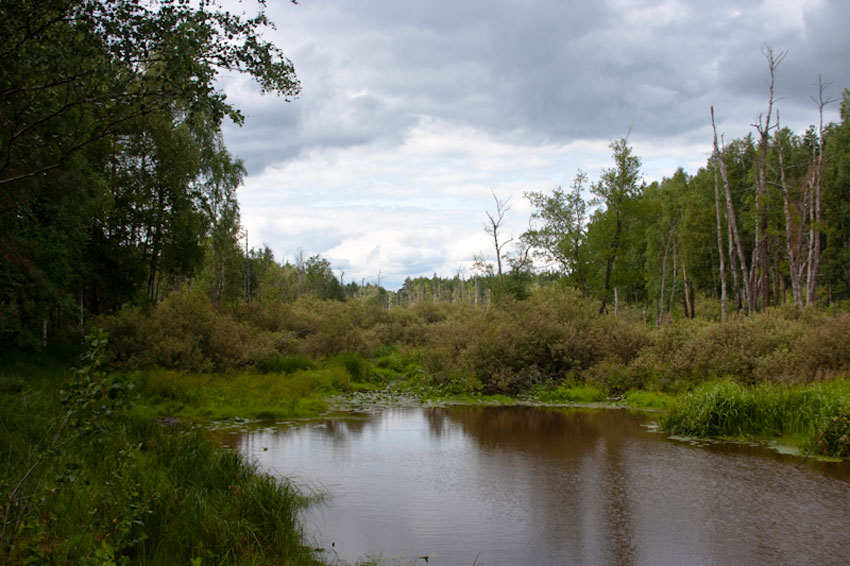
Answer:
[100,288,850,392]
[92,287,850,458]
[5,288,850,564]
[664,380,850,457]
[0,333,317,565]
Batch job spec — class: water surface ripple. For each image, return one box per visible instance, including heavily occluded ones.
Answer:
[231,407,850,566]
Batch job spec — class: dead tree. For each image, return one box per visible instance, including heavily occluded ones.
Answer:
[712,107,752,313]
[484,190,513,281]
[806,76,834,305]
[710,109,729,321]
[752,47,786,310]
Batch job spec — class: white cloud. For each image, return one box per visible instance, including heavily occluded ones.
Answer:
[237,119,642,288]
[219,0,848,289]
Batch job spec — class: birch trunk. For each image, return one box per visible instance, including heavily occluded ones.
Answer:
[712,107,752,312]
[806,77,829,306]
[656,230,672,328]
[711,145,728,321]
[776,116,805,307]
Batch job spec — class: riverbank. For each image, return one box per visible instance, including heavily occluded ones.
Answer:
[127,352,850,461]
[135,361,848,462]
[0,338,320,565]
[3,334,849,564]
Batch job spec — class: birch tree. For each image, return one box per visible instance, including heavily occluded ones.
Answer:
[592,137,642,314]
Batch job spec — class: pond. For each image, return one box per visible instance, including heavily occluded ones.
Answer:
[226,406,850,565]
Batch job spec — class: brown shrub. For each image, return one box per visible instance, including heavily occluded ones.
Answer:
[631,306,849,384]
[100,290,276,371]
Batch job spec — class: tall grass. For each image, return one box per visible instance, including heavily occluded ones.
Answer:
[139,367,355,420]
[663,380,850,457]
[0,345,318,565]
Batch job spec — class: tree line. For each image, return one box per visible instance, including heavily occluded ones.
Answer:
[2,6,848,351]
[499,52,850,321]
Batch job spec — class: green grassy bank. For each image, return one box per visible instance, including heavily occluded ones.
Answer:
[0,334,319,565]
[663,380,850,458]
[5,298,850,564]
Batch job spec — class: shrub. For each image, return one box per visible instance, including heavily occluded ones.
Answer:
[257,353,318,374]
[425,289,650,394]
[100,290,276,371]
[328,352,371,382]
[663,380,850,457]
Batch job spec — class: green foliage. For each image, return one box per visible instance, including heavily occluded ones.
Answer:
[1,329,134,559]
[663,380,850,457]
[328,352,372,383]
[305,255,345,301]
[257,354,318,375]
[101,291,279,371]
[816,406,850,458]
[0,0,299,345]
[1,339,318,563]
[522,171,590,294]
[631,307,850,383]
[623,389,676,409]
[423,288,651,394]
[139,369,348,420]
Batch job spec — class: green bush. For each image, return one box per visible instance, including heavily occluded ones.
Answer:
[630,307,847,384]
[663,380,850,457]
[816,406,850,458]
[422,289,651,394]
[100,290,277,371]
[328,351,371,382]
[0,336,317,565]
[257,353,318,374]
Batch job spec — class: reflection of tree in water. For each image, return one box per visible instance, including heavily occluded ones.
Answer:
[315,413,378,444]
[440,406,640,565]
[424,407,449,437]
[440,406,645,459]
[598,430,638,565]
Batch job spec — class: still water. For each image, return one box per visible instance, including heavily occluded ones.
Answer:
[229,407,850,565]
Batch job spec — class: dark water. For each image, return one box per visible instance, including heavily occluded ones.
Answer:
[228,407,850,566]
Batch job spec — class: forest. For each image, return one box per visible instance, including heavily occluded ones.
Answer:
[2,1,850,564]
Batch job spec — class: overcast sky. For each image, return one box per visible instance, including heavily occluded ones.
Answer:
[219,0,850,290]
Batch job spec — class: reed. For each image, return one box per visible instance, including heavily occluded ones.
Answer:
[663,380,850,456]
[0,347,318,565]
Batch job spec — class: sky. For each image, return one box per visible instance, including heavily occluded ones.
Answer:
[219,0,850,290]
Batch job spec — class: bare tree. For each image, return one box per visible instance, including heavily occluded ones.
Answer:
[712,107,752,313]
[806,76,835,305]
[710,109,728,321]
[752,47,786,310]
[484,190,513,281]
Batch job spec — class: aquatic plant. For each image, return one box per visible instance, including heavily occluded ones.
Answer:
[663,380,850,457]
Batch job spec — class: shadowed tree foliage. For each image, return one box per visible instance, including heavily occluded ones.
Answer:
[0,0,299,345]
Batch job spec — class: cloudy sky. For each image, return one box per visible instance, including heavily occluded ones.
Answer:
[219,0,850,290]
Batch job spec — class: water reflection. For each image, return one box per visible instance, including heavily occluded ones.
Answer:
[234,407,850,566]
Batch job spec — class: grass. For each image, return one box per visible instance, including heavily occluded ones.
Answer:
[256,353,319,374]
[530,382,608,404]
[0,345,319,565]
[623,389,677,410]
[663,379,850,457]
[138,366,365,421]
